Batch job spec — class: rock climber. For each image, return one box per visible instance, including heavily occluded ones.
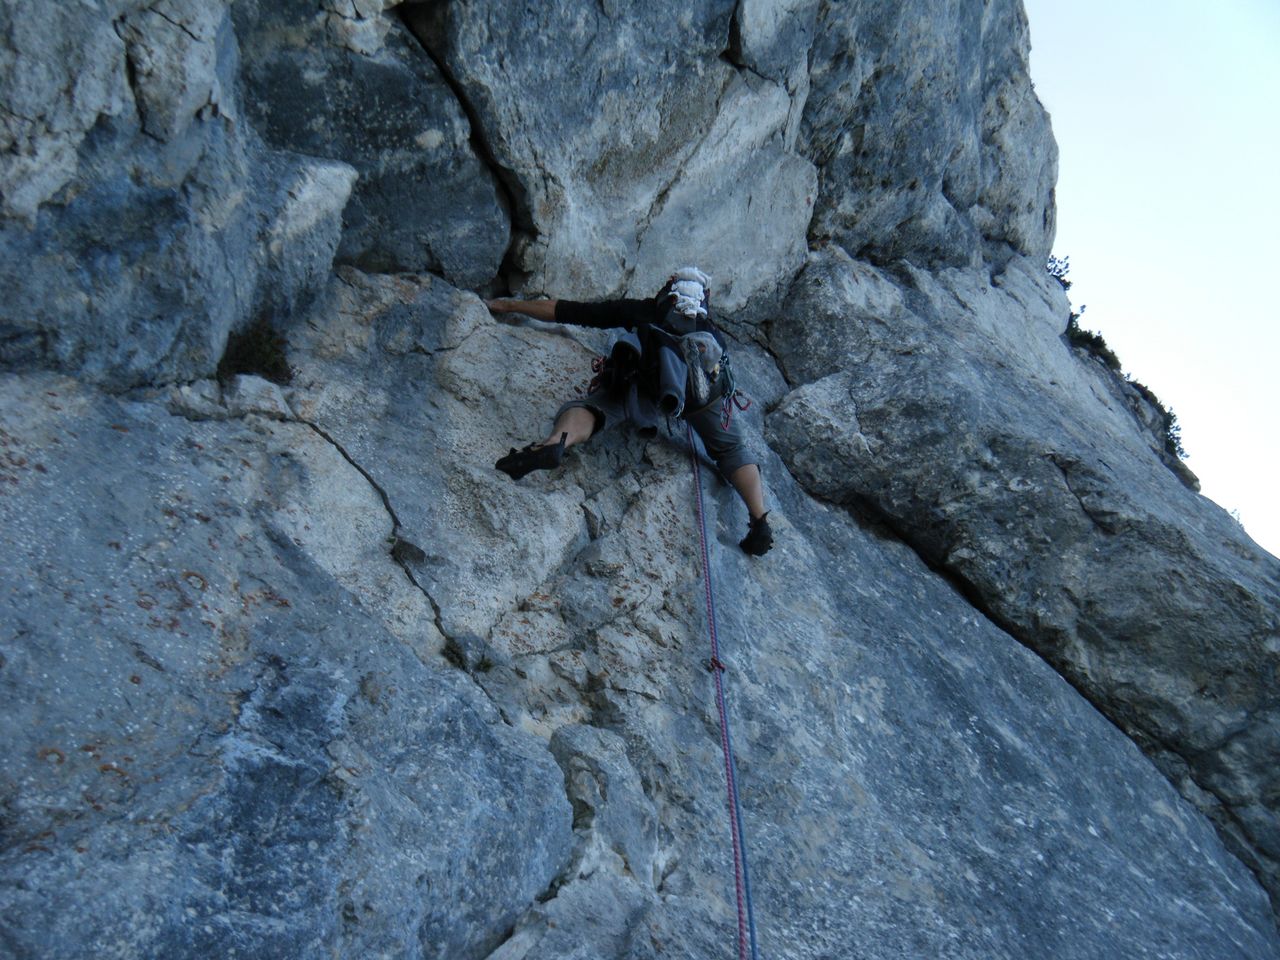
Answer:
[485,267,773,556]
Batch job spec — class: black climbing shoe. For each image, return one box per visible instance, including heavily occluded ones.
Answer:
[739,512,773,557]
[495,432,567,480]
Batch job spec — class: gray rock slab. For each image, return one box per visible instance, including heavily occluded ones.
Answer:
[404,1,815,314]
[232,0,510,286]
[285,268,1280,958]
[768,246,1280,910]
[3,261,1279,956]
[2,0,1280,953]
[800,0,1057,269]
[0,2,134,221]
[0,2,353,389]
[443,354,1280,958]
[0,372,572,959]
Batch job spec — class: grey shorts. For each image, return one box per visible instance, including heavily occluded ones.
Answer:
[557,390,756,476]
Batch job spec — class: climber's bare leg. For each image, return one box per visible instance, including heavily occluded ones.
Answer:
[728,464,767,520]
[541,406,596,449]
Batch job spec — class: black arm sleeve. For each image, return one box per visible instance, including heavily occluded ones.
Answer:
[554,298,657,331]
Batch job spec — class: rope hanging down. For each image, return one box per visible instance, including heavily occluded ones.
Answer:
[686,422,761,960]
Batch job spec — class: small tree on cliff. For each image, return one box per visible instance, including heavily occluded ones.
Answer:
[1047,254,1187,461]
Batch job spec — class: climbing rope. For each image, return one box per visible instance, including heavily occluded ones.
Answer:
[687,421,761,960]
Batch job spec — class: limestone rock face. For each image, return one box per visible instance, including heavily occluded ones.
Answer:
[0,370,571,959]
[2,267,1277,957]
[402,1,818,314]
[0,3,134,222]
[767,246,1280,904]
[2,0,1280,957]
[232,0,510,286]
[800,0,1057,269]
[0,1,355,390]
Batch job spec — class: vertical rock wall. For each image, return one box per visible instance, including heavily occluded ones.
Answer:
[800,0,1056,269]
[400,0,818,315]
[0,1,356,389]
[1,0,1278,957]
[232,0,510,285]
[766,249,1280,905]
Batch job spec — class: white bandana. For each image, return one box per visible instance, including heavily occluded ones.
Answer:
[669,266,711,318]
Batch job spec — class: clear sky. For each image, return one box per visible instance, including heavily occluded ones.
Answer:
[1021,0,1280,559]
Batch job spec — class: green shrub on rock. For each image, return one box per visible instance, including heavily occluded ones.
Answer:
[1048,255,1186,462]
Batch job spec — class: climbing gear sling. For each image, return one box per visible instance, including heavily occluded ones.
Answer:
[687,421,761,960]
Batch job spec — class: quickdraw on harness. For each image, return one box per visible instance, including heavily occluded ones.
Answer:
[683,344,752,434]
[576,353,609,396]
[715,351,752,430]
[687,420,761,960]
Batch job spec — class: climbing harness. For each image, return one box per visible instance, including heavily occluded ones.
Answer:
[687,421,761,960]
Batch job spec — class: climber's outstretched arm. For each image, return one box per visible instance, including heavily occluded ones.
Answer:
[489,297,658,331]
[485,298,559,323]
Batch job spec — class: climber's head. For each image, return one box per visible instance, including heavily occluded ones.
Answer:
[658,267,711,319]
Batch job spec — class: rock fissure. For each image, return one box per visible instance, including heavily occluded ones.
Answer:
[409,341,458,359]
[719,51,772,88]
[299,419,404,535]
[111,17,157,143]
[723,0,745,68]
[810,478,1144,712]
[292,418,475,668]
[477,923,521,960]
[293,417,527,725]
[1047,454,1117,534]
[396,3,532,291]
[145,5,204,44]
[444,648,515,727]
[1124,719,1279,890]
